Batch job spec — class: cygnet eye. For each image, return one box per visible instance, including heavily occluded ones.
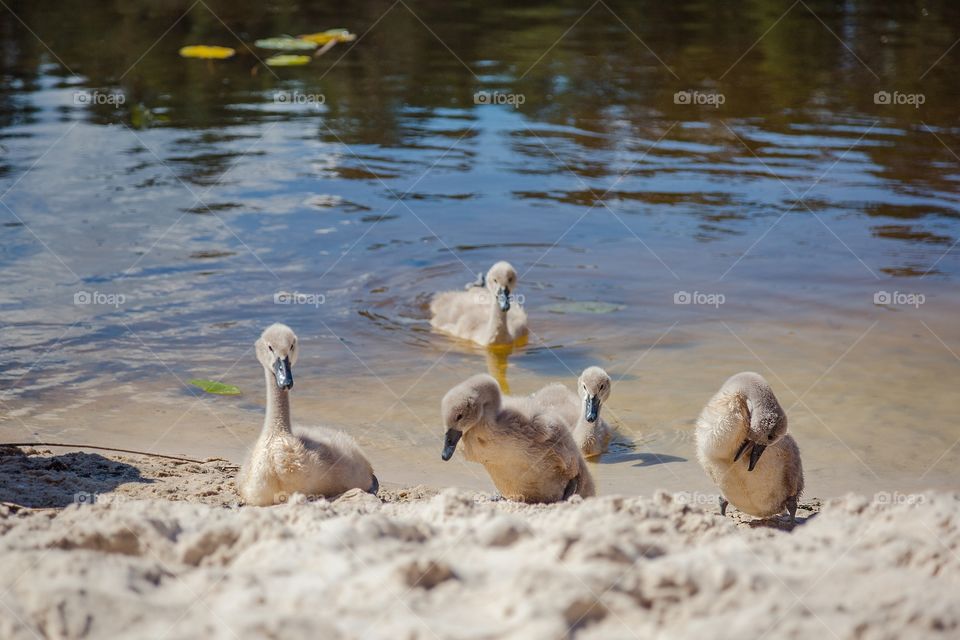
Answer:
[768,434,775,441]
[267,345,274,353]
[456,413,463,421]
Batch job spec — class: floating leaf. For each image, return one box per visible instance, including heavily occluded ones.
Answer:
[545,301,626,314]
[298,29,357,45]
[179,45,236,60]
[188,379,241,396]
[255,37,318,51]
[264,54,312,67]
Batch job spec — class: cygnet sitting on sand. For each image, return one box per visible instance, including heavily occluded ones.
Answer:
[440,374,595,503]
[237,323,379,506]
[694,371,804,521]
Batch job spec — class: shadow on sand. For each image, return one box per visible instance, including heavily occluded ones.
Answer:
[0,446,151,509]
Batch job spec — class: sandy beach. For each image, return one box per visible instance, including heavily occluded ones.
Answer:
[1,445,957,639]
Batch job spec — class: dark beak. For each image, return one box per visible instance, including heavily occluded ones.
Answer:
[441,429,462,461]
[273,356,293,390]
[497,287,510,312]
[733,439,751,463]
[748,443,766,471]
[584,395,600,423]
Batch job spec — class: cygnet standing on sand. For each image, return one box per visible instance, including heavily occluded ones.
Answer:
[695,372,804,521]
[237,323,379,506]
[440,374,595,503]
[430,261,528,346]
[532,367,614,458]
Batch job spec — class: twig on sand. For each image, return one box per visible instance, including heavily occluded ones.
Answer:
[0,501,55,513]
[0,442,239,469]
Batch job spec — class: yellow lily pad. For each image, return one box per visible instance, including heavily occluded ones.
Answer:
[179,45,236,60]
[264,54,312,67]
[298,29,357,45]
[255,37,317,51]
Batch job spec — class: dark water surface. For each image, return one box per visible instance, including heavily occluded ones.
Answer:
[1,1,958,496]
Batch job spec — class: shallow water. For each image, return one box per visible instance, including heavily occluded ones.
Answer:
[1,1,959,498]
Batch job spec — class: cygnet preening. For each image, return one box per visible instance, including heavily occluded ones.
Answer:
[439,374,595,503]
[236,323,379,506]
[694,371,804,521]
[430,261,528,346]
[532,367,614,458]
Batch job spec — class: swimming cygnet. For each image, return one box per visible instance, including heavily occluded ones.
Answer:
[429,261,528,346]
[694,371,804,521]
[532,367,614,458]
[237,323,379,506]
[439,374,595,503]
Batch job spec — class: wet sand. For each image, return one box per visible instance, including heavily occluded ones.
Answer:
[3,305,958,501]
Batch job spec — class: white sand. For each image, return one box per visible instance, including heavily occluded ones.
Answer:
[0,447,958,639]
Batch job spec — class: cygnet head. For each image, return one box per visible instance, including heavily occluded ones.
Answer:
[730,372,787,471]
[440,374,502,461]
[256,323,299,391]
[485,261,518,312]
[578,366,611,423]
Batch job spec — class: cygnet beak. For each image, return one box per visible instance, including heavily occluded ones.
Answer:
[273,356,293,390]
[441,429,462,461]
[733,439,751,463]
[748,443,766,471]
[497,287,511,312]
[584,395,601,423]
[733,439,767,471]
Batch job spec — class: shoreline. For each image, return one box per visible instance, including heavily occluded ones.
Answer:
[2,446,957,639]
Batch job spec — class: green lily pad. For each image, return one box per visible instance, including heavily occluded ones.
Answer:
[188,379,241,396]
[264,54,312,67]
[255,37,318,51]
[545,301,626,314]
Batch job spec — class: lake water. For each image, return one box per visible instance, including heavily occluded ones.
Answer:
[1,0,958,499]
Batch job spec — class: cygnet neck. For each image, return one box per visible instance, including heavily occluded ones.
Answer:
[264,367,292,435]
